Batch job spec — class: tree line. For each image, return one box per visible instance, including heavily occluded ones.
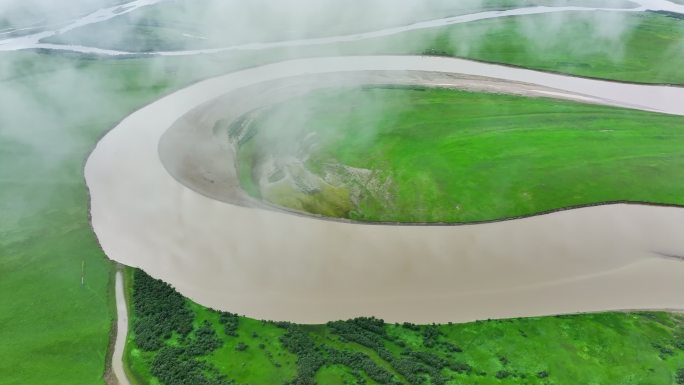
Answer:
[132,270,194,351]
[278,322,398,385]
[132,270,232,385]
[327,317,471,385]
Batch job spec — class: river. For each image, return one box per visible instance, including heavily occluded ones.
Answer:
[1,0,683,55]
[86,55,684,325]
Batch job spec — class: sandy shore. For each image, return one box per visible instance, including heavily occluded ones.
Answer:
[86,56,684,323]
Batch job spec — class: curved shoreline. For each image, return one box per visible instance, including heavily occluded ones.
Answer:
[158,69,684,227]
[87,55,684,323]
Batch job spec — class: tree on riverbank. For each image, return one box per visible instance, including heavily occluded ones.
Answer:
[128,269,684,385]
[132,270,194,351]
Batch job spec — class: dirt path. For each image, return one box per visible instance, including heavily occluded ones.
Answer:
[111,270,131,385]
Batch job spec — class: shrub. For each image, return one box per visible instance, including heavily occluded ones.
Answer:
[496,370,512,379]
[218,312,239,337]
[676,368,684,384]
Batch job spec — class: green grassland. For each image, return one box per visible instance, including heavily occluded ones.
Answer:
[0,49,290,385]
[127,268,684,385]
[170,11,684,86]
[237,86,684,223]
[0,53,174,385]
[327,11,684,85]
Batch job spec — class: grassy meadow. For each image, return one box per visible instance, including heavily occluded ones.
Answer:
[324,11,684,85]
[413,11,684,85]
[0,53,174,385]
[238,86,684,223]
[0,50,282,385]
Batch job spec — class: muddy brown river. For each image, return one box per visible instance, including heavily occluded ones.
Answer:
[86,56,684,324]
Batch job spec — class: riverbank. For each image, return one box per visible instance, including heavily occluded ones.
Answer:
[121,266,684,385]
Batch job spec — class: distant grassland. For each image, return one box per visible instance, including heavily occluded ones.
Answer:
[238,87,684,223]
[41,0,635,52]
[405,11,684,85]
[326,11,684,85]
[294,11,684,85]
[126,268,684,385]
[42,9,684,85]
